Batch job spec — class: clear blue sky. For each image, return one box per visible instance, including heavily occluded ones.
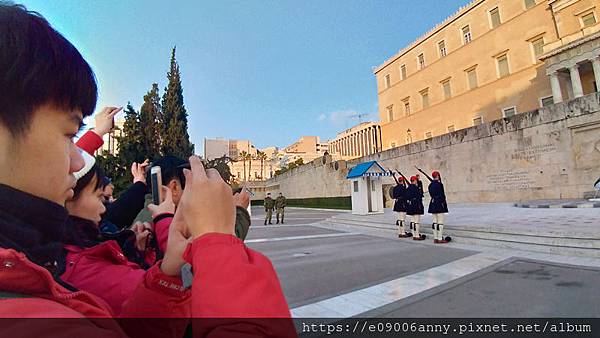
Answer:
[21,0,470,154]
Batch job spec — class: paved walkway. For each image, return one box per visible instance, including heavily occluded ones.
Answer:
[515,199,600,208]
[332,203,600,237]
[243,208,600,318]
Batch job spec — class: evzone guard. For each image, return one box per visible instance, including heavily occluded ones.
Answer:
[416,166,451,244]
[397,170,426,240]
[391,171,411,238]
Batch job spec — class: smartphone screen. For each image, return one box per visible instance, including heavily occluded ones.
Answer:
[150,166,162,205]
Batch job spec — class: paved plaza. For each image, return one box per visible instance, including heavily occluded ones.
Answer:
[248,206,600,318]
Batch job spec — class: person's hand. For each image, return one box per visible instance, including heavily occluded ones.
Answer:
[131,159,150,184]
[177,156,235,239]
[160,208,192,276]
[132,221,153,252]
[147,186,175,218]
[92,107,122,137]
[233,187,251,209]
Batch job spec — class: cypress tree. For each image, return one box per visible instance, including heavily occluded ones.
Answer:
[160,47,194,157]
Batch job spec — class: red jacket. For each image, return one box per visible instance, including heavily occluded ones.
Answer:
[60,215,173,315]
[1,233,294,337]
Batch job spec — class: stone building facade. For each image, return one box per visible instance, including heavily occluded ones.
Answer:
[375,0,600,150]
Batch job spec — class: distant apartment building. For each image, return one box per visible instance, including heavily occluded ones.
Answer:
[284,136,330,163]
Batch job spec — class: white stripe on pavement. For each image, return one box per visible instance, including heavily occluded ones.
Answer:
[250,223,318,228]
[290,252,512,318]
[245,232,361,243]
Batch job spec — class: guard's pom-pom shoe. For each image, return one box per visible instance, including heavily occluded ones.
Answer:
[420,234,427,240]
[445,236,452,242]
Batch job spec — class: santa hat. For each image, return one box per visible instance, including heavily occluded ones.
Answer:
[73,148,96,181]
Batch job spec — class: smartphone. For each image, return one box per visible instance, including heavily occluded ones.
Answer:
[243,187,255,197]
[150,166,162,205]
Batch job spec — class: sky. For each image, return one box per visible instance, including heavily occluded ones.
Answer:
[21,0,471,155]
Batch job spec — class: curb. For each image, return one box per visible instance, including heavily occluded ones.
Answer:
[514,203,600,209]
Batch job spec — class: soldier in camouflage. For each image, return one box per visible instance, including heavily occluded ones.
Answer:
[275,192,286,224]
[264,193,275,225]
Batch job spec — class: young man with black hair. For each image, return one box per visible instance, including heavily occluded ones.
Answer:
[0,3,292,336]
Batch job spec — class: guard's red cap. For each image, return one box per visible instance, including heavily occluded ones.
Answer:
[432,171,440,178]
[410,176,418,182]
[398,176,404,182]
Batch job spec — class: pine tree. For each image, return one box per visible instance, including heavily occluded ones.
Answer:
[160,47,194,158]
[117,102,145,168]
[95,150,128,196]
[139,83,162,161]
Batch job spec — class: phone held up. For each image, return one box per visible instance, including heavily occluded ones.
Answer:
[150,166,162,205]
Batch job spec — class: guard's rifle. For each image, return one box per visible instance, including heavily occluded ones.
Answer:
[415,166,433,182]
[389,169,400,185]
[396,170,409,186]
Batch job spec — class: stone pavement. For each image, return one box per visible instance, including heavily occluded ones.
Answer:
[328,203,600,237]
[243,208,600,318]
[515,199,600,208]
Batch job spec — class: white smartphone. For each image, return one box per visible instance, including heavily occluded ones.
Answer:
[150,166,163,205]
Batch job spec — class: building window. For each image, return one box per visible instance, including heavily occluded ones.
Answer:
[353,181,359,192]
[473,116,484,126]
[524,0,536,9]
[420,89,430,108]
[438,40,447,57]
[447,125,455,132]
[489,7,501,28]
[531,37,544,61]
[442,79,452,99]
[540,96,554,107]
[496,54,510,78]
[386,105,394,122]
[400,64,407,80]
[466,67,478,89]
[406,130,412,143]
[418,53,426,70]
[403,98,411,115]
[581,12,597,28]
[390,141,396,148]
[384,74,391,89]
[425,131,433,139]
[502,106,517,117]
[462,25,472,44]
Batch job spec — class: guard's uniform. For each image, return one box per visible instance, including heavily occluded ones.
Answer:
[275,195,286,224]
[428,171,451,243]
[264,196,275,225]
[392,179,411,238]
[406,176,425,240]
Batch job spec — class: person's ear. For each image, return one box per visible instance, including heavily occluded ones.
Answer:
[168,179,182,193]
